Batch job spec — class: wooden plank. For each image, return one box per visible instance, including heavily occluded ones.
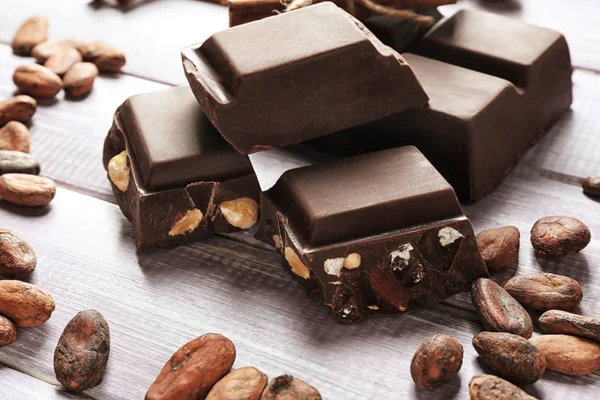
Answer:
[0,365,84,400]
[0,180,598,400]
[440,0,600,71]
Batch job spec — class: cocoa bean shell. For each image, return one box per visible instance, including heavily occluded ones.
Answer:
[0,280,55,327]
[44,47,83,76]
[0,150,40,176]
[583,176,600,197]
[0,228,37,275]
[12,16,48,56]
[54,310,110,392]
[469,375,538,400]
[539,310,600,342]
[476,226,520,272]
[472,332,545,384]
[471,278,533,338]
[13,64,63,99]
[0,95,37,126]
[0,121,30,153]
[146,333,236,400]
[207,367,268,400]
[530,334,600,376]
[530,216,591,256]
[63,62,99,97]
[261,375,322,400]
[0,173,56,206]
[0,315,17,347]
[410,334,463,389]
[504,273,582,312]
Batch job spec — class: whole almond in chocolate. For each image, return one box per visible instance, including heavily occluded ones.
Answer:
[504,273,582,311]
[0,280,55,327]
[530,334,600,376]
[539,310,600,343]
[583,176,600,197]
[0,95,37,126]
[12,16,48,55]
[0,315,17,347]
[0,121,30,153]
[0,150,40,175]
[13,64,63,98]
[471,278,533,338]
[472,332,545,384]
[469,375,538,400]
[206,367,268,400]
[0,229,37,276]
[54,310,110,392]
[44,46,83,76]
[476,226,520,272]
[146,333,236,400]
[530,216,590,256]
[77,41,126,72]
[63,62,99,97]
[0,173,57,206]
[260,375,322,400]
[410,334,463,389]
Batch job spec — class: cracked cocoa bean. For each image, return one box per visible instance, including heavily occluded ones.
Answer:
[530,216,590,256]
[539,310,600,343]
[410,334,463,389]
[0,228,36,275]
[469,375,538,400]
[476,226,520,272]
[261,375,322,400]
[504,273,582,312]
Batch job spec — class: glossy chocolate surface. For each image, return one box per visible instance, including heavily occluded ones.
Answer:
[182,2,428,154]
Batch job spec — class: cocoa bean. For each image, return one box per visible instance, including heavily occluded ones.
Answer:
[504,273,582,311]
[63,63,99,97]
[583,176,600,197]
[44,47,83,76]
[410,334,463,389]
[476,226,520,272]
[54,310,110,392]
[32,39,84,63]
[0,280,55,327]
[0,315,17,347]
[539,310,600,342]
[0,121,30,153]
[472,332,545,384]
[13,64,63,98]
[530,334,600,376]
[0,150,40,176]
[76,41,126,72]
[12,16,48,56]
[471,278,533,338]
[146,333,236,400]
[469,375,538,400]
[0,173,56,206]
[0,229,36,276]
[530,216,590,256]
[0,95,37,126]
[207,367,268,400]
[261,375,322,400]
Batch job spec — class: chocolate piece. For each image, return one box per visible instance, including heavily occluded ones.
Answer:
[309,10,572,202]
[0,150,40,176]
[102,86,260,250]
[182,3,428,154]
[256,146,488,323]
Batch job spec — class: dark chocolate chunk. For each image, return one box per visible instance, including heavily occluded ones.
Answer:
[0,150,40,175]
[182,3,428,154]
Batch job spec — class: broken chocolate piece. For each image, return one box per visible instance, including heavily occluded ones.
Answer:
[182,3,428,154]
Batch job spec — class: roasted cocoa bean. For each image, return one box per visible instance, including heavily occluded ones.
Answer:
[472,332,545,384]
[13,64,63,98]
[44,47,83,76]
[0,150,40,176]
[0,280,55,327]
[0,228,36,275]
[12,16,48,56]
[530,334,600,376]
[261,375,322,400]
[476,226,520,272]
[0,315,17,347]
[207,367,268,400]
[0,173,56,206]
[504,273,582,311]
[583,176,600,197]
[469,375,538,400]
[54,310,110,392]
[410,334,463,389]
[63,62,99,97]
[32,39,84,63]
[0,121,30,153]
[146,333,236,400]
[0,95,37,126]
[76,41,126,72]
[530,216,591,256]
[471,278,532,338]
[539,310,600,342]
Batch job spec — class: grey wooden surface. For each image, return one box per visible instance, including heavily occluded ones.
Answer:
[0,0,598,399]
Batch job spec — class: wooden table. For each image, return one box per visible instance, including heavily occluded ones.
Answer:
[0,1,598,399]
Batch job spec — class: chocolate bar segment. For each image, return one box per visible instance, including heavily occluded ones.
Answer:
[182,2,428,154]
[256,147,488,323]
[102,86,260,250]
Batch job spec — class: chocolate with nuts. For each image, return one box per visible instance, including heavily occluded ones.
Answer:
[410,334,463,389]
[102,86,259,250]
[476,226,520,272]
[261,375,322,400]
[530,216,591,256]
[530,334,600,376]
[539,310,600,343]
[0,95,37,126]
[504,273,582,311]
[0,229,37,276]
[469,375,538,400]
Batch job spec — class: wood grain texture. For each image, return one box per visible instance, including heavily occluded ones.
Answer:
[0,365,84,400]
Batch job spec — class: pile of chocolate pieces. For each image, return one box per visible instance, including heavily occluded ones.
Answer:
[102,3,572,323]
